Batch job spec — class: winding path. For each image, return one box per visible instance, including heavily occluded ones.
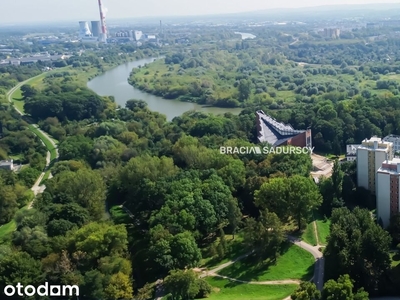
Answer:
[6,76,59,203]
[198,236,324,289]
[153,236,325,299]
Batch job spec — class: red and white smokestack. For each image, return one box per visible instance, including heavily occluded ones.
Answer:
[98,0,107,42]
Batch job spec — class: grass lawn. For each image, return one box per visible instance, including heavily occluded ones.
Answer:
[28,125,57,161]
[205,277,297,300]
[0,206,29,244]
[0,220,16,244]
[315,218,330,246]
[39,170,51,185]
[301,221,317,246]
[109,205,132,224]
[218,243,314,282]
[10,73,47,113]
[391,252,400,268]
[200,235,248,269]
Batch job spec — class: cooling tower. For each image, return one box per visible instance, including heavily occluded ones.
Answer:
[91,21,101,37]
[79,21,92,38]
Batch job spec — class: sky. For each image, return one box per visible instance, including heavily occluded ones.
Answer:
[2,0,400,24]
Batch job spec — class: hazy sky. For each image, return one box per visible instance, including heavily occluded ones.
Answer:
[2,0,400,24]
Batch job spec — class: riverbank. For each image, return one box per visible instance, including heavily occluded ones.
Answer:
[87,57,242,121]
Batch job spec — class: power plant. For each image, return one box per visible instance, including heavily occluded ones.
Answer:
[91,21,101,37]
[78,0,108,43]
[79,21,92,38]
[76,0,161,45]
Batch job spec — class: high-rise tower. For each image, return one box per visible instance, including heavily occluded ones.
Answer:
[98,0,108,43]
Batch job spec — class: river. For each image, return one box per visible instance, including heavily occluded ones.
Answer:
[87,57,242,121]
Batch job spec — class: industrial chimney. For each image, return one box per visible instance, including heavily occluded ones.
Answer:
[98,0,108,43]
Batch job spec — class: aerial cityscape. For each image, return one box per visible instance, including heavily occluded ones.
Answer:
[3,0,400,299]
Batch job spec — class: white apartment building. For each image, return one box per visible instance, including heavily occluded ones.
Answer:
[346,144,360,161]
[376,158,400,227]
[383,135,400,152]
[357,137,393,194]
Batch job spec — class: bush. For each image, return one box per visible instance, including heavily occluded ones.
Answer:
[196,279,212,298]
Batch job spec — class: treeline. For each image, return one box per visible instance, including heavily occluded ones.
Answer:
[0,165,134,299]
[21,81,113,122]
[1,96,398,298]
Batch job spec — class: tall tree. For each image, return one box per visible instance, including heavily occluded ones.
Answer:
[331,160,343,200]
[292,281,321,300]
[322,274,369,300]
[324,208,391,292]
[288,175,323,230]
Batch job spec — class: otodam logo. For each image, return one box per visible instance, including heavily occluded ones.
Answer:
[220,146,315,155]
[4,283,79,297]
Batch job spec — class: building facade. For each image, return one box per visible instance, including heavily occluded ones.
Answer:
[376,158,400,227]
[357,137,393,194]
[346,144,360,161]
[0,159,13,171]
[383,134,400,152]
[256,110,312,149]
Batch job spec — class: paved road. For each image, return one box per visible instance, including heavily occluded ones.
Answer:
[287,235,325,291]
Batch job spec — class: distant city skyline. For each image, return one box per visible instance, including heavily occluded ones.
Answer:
[2,0,400,24]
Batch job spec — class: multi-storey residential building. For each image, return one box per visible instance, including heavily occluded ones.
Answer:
[357,137,393,194]
[346,144,360,161]
[376,158,400,227]
[383,134,400,152]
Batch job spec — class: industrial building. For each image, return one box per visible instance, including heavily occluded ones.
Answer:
[383,134,400,152]
[77,0,107,43]
[256,110,312,148]
[91,21,101,37]
[79,21,92,38]
[356,137,393,194]
[376,158,400,227]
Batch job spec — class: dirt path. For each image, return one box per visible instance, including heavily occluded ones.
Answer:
[313,220,320,246]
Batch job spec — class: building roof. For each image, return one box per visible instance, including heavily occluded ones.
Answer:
[256,110,306,146]
[377,158,400,174]
[358,136,393,152]
[383,134,400,141]
[0,159,13,167]
[346,144,360,155]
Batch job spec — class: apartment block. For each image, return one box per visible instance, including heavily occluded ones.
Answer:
[383,134,400,152]
[357,137,393,194]
[376,158,400,227]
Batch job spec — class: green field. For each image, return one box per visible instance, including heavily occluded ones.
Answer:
[9,73,47,113]
[205,277,297,300]
[218,244,314,282]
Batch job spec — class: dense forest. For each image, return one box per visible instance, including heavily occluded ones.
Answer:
[3,26,400,299]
